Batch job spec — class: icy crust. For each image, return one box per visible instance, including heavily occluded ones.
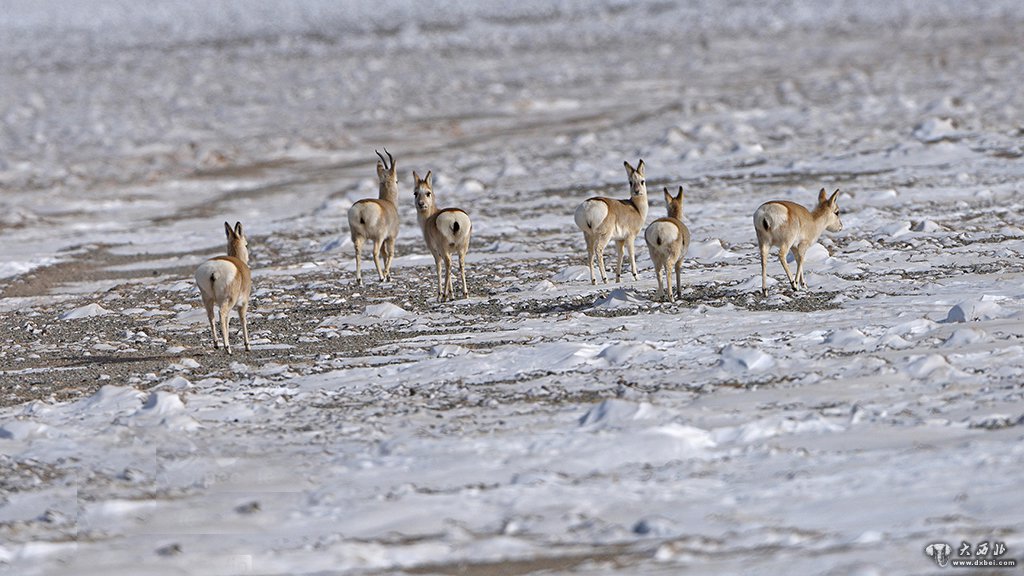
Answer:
[2,1,1024,575]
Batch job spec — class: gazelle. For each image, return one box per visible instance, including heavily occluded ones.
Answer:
[754,188,843,296]
[644,186,691,302]
[412,170,472,302]
[574,159,649,284]
[348,149,400,285]
[194,222,251,354]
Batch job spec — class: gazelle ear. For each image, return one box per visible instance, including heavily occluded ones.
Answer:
[224,222,234,238]
[828,189,840,206]
[425,170,432,187]
[623,160,634,176]
[377,160,386,180]
[234,222,244,236]
[412,170,420,184]
[677,186,685,201]
[663,187,672,203]
[818,187,828,204]
[636,159,645,176]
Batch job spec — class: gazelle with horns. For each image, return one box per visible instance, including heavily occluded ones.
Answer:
[348,149,400,285]
[644,186,690,302]
[412,170,473,302]
[194,222,252,354]
[753,187,843,296]
[574,159,650,284]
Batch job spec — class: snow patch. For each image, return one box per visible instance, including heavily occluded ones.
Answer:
[786,242,829,263]
[826,328,875,351]
[597,342,657,366]
[690,238,736,261]
[364,303,410,318]
[551,266,591,282]
[0,419,52,441]
[941,328,988,348]
[591,288,642,310]
[578,399,658,427]
[718,345,774,372]
[944,297,1006,323]
[901,354,954,379]
[59,303,112,320]
[913,117,961,143]
[119,391,200,431]
[714,414,844,444]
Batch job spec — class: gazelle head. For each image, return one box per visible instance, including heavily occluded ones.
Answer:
[663,186,684,220]
[817,187,843,232]
[224,221,249,263]
[624,159,647,200]
[412,170,435,214]
[376,148,398,197]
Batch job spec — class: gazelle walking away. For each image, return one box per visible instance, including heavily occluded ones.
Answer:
[348,149,400,285]
[412,170,472,302]
[194,222,252,354]
[754,188,843,296]
[644,186,691,302]
[574,159,649,284]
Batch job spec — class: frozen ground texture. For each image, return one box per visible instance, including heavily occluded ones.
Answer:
[2,1,1024,574]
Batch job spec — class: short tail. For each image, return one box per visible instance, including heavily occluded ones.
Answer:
[452,220,460,234]
[760,217,770,232]
[656,235,662,246]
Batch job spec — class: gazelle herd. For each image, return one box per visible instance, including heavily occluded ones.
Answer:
[195,150,843,352]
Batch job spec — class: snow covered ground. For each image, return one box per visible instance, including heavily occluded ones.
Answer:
[1,1,1023,574]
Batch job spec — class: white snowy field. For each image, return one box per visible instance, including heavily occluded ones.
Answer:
[1,1,1024,575]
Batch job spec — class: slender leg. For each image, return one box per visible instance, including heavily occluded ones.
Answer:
[628,239,639,281]
[435,257,444,301]
[585,234,596,285]
[443,253,453,301]
[378,240,389,282]
[778,243,797,291]
[659,264,667,301]
[239,302,250,352]
[458,252,468,298]
[371,239,385,282]
[759,242,770,296]
[595,235,611,284]
[794,246,808,289]
[383,237,396,281]
[219,302,233,354]
[615,241,625,283]
[353,237,364,285]
[203,296,218,349]
[674,261,682,302]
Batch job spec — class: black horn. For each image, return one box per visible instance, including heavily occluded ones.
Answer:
[375,149,388,167]
[384,147,394,168]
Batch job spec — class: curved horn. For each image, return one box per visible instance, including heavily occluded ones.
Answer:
[384,147,395,169]
[375,149,388,166]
